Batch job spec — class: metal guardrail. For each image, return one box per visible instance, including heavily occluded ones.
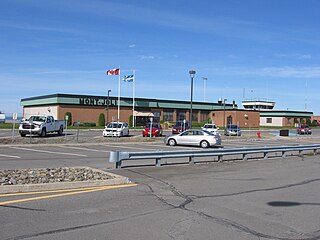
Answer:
[109,144,320,168]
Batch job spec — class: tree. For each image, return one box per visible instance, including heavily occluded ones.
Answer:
[129,115,133,127]
[65,112,72,126]
[306,118,311,125]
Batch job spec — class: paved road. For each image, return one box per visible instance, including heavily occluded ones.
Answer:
[1,131,320,239]
[1,155,320,239]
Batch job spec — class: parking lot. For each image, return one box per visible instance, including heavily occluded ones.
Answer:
[0,128,320,170]
[1,128,320,239]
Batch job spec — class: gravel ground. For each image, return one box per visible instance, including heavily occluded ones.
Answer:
[0,134,163,145]
[0,167,115,185]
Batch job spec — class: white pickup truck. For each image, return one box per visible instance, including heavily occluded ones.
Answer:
[19,115,65,137]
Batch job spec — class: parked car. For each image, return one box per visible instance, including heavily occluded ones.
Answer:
[165,129,222,148]
[0,112,5,123]
[172,121,190,134]
[142,123,163,137]
[202,123,220,135]
[297,124,312,135]
[103,122,129,137]
[224,124,241,136]
[19,115,65,137]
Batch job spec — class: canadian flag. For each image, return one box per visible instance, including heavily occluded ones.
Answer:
[106,68,120,75]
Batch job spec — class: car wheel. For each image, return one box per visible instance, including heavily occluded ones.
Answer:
[200,140,209,148]
[58,126,63,135]
[168,139,176,146]
[41,128,46,137]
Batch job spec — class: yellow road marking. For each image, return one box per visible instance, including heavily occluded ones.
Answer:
[0,185,121,197]
[0,184,137,205]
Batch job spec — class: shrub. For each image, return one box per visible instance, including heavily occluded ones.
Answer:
[83,122,96,127]
[98,113,105,126]
[306,118,311,125]
[129,115,133,127]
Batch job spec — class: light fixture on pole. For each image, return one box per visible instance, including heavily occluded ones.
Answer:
[189,70,196,127]
[107,90,111,123]
[202,77,208,102]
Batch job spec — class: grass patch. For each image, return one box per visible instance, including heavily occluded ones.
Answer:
[0,123,20,129]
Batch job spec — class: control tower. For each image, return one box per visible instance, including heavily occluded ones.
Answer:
[242,99,275,111]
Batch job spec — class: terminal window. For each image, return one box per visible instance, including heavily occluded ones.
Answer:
[266,118,272,123]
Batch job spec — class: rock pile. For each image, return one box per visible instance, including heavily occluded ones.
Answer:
[0,167,114,185]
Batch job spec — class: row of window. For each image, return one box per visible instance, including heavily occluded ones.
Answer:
[266,117,311,124]
[163,111,209,122]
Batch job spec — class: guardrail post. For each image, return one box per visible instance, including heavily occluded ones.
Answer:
[155,158,161,167]
[109,151,122,168]
[218,155,223,162]
[243,153,248,161]
[299,150,303,156]
[264,152,269,160]
[116,160,122,168]
[282,151,286,158]
[313,149,317,155]
[189,156,194,165]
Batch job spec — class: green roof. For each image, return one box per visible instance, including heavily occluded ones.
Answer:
[21,93,236,111]
[260,110,313,117]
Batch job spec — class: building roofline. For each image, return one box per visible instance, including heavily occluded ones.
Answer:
[20,93,237,108]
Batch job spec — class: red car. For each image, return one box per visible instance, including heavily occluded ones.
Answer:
[297,124,312,135]
[172,121,190,134]
[142,123,163,137]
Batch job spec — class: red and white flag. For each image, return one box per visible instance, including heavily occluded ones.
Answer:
[106,68,120,75]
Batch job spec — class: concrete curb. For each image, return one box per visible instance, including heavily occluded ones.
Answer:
[0,168,131,194]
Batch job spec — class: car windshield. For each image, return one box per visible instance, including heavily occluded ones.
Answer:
[228,125,239,129]
[145,123,159,128]
[204,125,216,129]
[29,116,46,122]
[174,122,189,128]
[106,123,122,128]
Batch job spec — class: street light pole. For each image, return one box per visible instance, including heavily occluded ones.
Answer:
[107,90,111,123]
[202,77,208,102]
[189,70,196,127]
[223,99,227,129]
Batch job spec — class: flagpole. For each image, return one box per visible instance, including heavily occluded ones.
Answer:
[117,66,120,121]
[133,70,135,128]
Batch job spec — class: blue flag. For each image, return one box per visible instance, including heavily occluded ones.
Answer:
[122,75,134,82]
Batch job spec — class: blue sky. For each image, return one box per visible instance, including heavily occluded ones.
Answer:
[1,0,320,116]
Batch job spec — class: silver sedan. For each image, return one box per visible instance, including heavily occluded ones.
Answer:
[164,129,222,148]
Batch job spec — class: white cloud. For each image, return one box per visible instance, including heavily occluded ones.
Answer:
[139,55,155,60]
[129,44,135,48]
[275,53,312,60]
[209,66,320,79]
[254,66,320,78]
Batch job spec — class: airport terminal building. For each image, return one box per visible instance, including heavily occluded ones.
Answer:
[20,93,245,127]
[20,94,313,128]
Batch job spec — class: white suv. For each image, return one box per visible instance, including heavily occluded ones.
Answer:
[201,124,220,135]
[103,122,129,137]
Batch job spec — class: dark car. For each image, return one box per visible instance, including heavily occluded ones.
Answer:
[224,124,241,136]
[142,123,163,137]
[297,124,312,135]
[172,121,190,134]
